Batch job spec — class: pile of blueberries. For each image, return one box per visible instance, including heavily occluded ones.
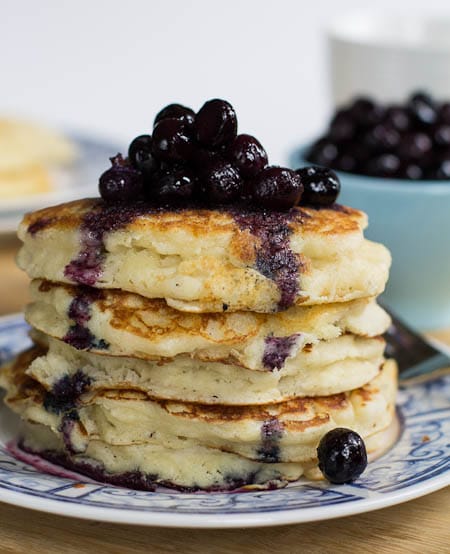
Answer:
[99,99,340,211]
[307,91,450,180]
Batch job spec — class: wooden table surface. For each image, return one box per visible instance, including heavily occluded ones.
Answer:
[0,234,449,554]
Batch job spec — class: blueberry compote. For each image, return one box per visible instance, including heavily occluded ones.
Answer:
[262,334,300,370]
[306,90,450,180]
[99,154,143,202]
[59,99,342,307]
[62,285,108,350]
[258,418,284,463]
[64,200,160,287]
[96,97,340,211]
[43,369,93,455]
[234,209,305,310]
[43,370,91,416]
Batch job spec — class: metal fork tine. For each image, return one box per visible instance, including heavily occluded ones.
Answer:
[399,353,450,381]
[380,302,450,383]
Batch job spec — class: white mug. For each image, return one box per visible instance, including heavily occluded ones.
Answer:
[328,14,450,105]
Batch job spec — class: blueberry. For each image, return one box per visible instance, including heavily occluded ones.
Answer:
[307,138,339,167]
[317,428,367,484]
[350,97,384,127]
[99,155,144,202]
[385,106,411,132]
[305,92,450,180]
[152,118,194,163]
[365,153,401,177]
[397,132,432,160]
[191,147,224,169]
[151,166,196,203]
[435,159,450,179]
[295,166,340,206]
[439,103,450,124]
[251,166,303,211]
[342,142,371,170]
[408,91,437,126]
[399,163,423,180]
[328,110,356,142]
[333,153,357,173]
[228,134,268,177]
[201,160,242,204]
[433,124,450,147]
[128,135,159,176]
[153,103,195,127]
[363,123,400,152]
[195,99,237,148]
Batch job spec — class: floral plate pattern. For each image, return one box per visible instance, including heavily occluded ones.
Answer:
[0,314,448,528]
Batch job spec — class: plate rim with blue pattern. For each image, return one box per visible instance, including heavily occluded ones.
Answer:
[0,314,448,528]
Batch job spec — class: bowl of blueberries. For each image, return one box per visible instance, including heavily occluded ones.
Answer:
[293,91,450,330]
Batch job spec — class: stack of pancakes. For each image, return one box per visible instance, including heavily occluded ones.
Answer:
[1,198,397,491]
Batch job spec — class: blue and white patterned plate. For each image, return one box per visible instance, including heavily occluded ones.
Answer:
[0,314,448,528]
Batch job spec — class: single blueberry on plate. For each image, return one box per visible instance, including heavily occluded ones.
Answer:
[317,427,367,484]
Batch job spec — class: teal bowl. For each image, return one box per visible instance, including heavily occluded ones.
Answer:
[292,146,450,330]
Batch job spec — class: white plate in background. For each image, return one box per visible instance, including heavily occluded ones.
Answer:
[0,133,121,234]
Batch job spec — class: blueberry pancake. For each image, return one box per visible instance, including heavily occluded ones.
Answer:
[17,417,396,491]
[28,333,386,404]
[26,279,390,368]
[1,348,397,490]
[1,98,397,490]
[17,199,391,313]
[19,421,307,491]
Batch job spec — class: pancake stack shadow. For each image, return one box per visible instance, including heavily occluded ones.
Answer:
[0,199,397,490]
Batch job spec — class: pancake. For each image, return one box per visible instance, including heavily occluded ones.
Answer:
[17,198,391,313]
[18,419,395,491]
[1,348,397,465]
[0,164,52,199]
[0,118,76,172]
[18,421,306,491]
[26,280,390,368]
[28,334,385,403]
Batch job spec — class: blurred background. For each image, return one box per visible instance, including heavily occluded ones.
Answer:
[1,0,449,163]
